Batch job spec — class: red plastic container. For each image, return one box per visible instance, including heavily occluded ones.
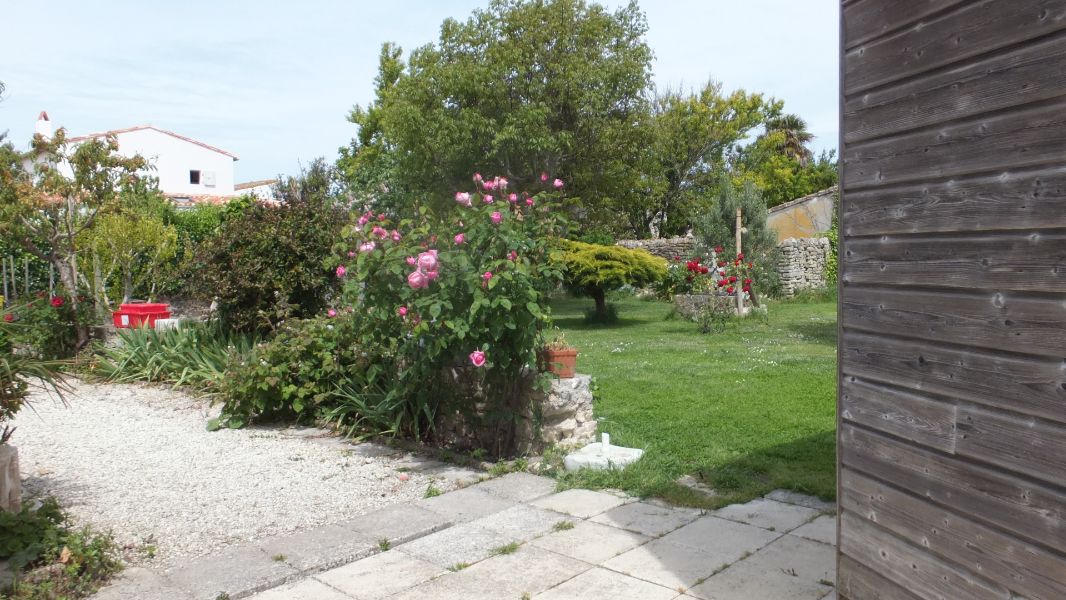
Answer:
[112,303,171,328]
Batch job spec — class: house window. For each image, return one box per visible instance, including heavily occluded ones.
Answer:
[189,170,201,185]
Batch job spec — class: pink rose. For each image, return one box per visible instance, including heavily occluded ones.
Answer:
[540,172,548,182]
[454,233,465,245]
[336,265,347,277]
[425,269,439,281]
[491,211,502,225]
[357,215,369,226]
[417,251,439,271]
[525,198,535,207]
[497,177,508,189]
[378,214,386,221]
[348,251,356,258]
[483,179,496,191]
[359,241,376,252]
[508,193,518,203]
[372,226,388,239]
[408,270,428,289]
[327,309,337,317]
[483,194,493,203]
[508,251,518,261]
[553,178,564,189]
[473,172,483,182]
[406,256,417,266]
[391,230,402,242]
[455,192,472,206]
[398,306,408,317]
[482,271,493,282]
[469,350,486,368]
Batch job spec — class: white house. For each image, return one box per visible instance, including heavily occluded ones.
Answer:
[37,112,247,207]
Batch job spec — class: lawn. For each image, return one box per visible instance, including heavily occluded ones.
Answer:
[550,292,837,509]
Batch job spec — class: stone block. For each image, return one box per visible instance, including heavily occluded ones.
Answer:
[397,522,515,568]
[712,498,820,533]
[687,535,835,600]
[256,523,377,573]
[416,486,515,523]
[530,489,629,518]
[535,567,679,600]
[564,441,643,472]
[315,550,444,599]
[590,501,701,537]
[602,537,728,590]
[474,504,566,542]
[530,520,649,564]
[471,472,556,502]
[0,445,20,513]
[339,503,452,547]
[790,515,837,546]
[164,545,298,600]
[656,516,779,560]
[451,544,592,597]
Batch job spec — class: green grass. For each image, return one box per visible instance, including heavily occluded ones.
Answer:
[551,293,837,509]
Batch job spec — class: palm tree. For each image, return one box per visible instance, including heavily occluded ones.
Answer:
[765,114,814,167]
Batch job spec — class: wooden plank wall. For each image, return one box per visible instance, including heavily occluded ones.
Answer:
[838,1,1066,598]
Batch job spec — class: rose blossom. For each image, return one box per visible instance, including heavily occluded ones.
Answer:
[497,177,508,189]
[348,251,356,258]
[408,270,428,289]
[372,226,388,239]
[473,172,483,182]
[508,193,518,203]
[3,314,13,323]
[525,197,535,207]
[327,309,337,317]
[483,179,496,191]
[359,241,377,252]
[391,230,402,242]
[483,194,494,203]
[406,256,417,266]
[454,233,466,245]
[398,306,408,317]
[508,251,518,261]
[482,271,493,282]
[425,269,439,281]
[417,251,439,271]
[553,178,564,189]
[357,215,369,226]
[469,350,486,367]
[336,265,347,277]
[378,214,386,221]
[491,211,502,225]
[540,172,548,182]
[455,192,472,206]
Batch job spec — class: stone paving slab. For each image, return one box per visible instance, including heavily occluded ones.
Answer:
[533,566,681,600]
[687,534,835,600]
[256,524,377,573]
[602,537,728,591]
[397,521,517,568]
[164,545,298,600]
[313,550,444,600]
[475,504,569,542]
[590,500,702,537]
[247,578,351,600]
[655,515,781,559]
[448,544,592,597]
[530,488,630,518]
[416,486,516,523]
[530,519,650,564]
[471,471,557,502]
[765,489,836,513]
[790,514,837,546]
[712,497,820,532]
[90,567,192,600]
[338,503,452,547]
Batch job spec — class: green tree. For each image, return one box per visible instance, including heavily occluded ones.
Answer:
[557,240,666,321]
[80,212,178,308]
[732,113,838,208]
[765,113,814,166]
[341,0,653,227]
[0,130,145,347]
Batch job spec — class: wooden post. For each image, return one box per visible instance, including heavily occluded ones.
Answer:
[735,208,745,315]
[2,257,7,303]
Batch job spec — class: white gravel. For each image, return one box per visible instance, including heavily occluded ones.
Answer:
[11,379,452,567]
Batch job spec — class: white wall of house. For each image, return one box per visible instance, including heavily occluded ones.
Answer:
[106,128,236,196]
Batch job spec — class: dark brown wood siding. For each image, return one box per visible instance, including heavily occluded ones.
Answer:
[838,1,1066,598]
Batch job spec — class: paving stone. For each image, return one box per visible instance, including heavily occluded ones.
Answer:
[472,472,557,502]
[90,567,192,600]
[416,486,516,523]
[452,544,592,597]
[387,571,505,600]
[530,488,629,518]
[397,521,515,568]
[246,578,352,600]
[602,537,730,590]
[339,503,452,546]
[655,516,780,561]
[687,535,835,600]
[164,545,298,600]
[315,550,443,600]
[256,524,377,573]
[534,567,679,600]
[474,504,567,542]
[821,591,837,600]
[530,520,650,564]
[590,501,701,537]
[790,515,837,546]
[765,489,836,513]
[420,464,483,486]
[712,498,820,532]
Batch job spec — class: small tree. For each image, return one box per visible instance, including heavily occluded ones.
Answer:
[0,130,145,347]
[558,241,666,321]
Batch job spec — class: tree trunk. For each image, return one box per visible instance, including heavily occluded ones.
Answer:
[54,256,90,350]
[592,288,607,319]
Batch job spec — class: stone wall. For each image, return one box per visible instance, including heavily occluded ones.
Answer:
[615,237,696,260]
[777,237,831,296]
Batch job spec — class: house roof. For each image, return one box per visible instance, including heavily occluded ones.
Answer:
[234,179,277,191]
[165,193,235,206]
[66,125,239,160]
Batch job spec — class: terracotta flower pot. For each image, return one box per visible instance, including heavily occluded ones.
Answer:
[540,348,578,378]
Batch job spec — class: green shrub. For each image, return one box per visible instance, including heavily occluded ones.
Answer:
[1,305,69,444]
[556,240,667,322]
[5,294,92,360]
[184,161,345,333]
[824,212,838,285]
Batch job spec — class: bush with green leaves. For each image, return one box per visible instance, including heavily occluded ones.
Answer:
[184,162,345,333]
[4,293,93,360]
[1,305,69,444]
[556,240,667,322]
[824,211,838,285]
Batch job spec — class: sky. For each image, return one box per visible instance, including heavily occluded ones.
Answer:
[0,1,839,182]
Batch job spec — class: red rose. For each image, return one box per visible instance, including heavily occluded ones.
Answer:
[742,285,751,292]
[729,276,737,283]
[700,267,709,274]
[726,286,735,294]
[737,253,745,260]
[2,314,13,323]
[747,262,753,269]
[714,245,724,253]
[674,256,681,262]
[718,279,728,287]
[50,296,64,308]
[717,261,726,268]
[744,278,752,285]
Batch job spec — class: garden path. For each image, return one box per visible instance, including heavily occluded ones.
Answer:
[91,473,838,600]
[12,379,478,568]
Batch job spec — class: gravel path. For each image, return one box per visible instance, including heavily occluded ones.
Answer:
[11,379,457,568]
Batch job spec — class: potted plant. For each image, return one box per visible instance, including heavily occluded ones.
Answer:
[539,329,578,378]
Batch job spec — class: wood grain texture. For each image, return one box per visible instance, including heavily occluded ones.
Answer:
[956,404,1066,485]
[842,0,969,50]
[841,376,957,452]
[840,511,1010,599]
[842,168,1066,236]
[841,424,1066,553]
[841,331,1066,423]
[843,231,1066,292]
[844,0,1066,95]
[843,99,1066,190]
[842,286,1066,358]
[841,471,1066,600]
[845,32,1066,142]
[837,554,924,600]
